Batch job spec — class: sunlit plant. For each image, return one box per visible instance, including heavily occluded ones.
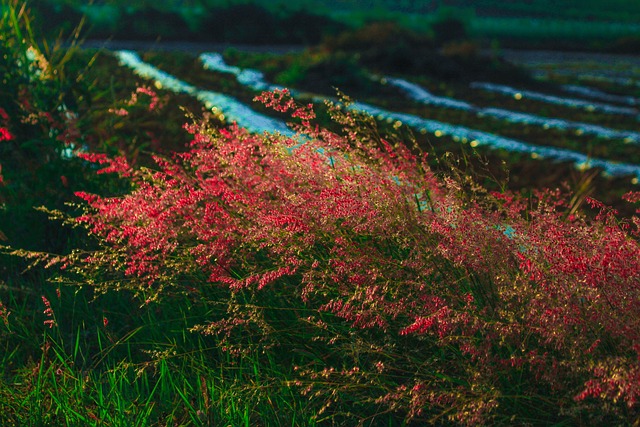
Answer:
[33,88,639,425]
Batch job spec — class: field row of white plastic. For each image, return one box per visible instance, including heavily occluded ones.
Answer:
[115,50,640,182]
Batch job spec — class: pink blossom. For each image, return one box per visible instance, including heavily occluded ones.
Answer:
[0,127,13,141]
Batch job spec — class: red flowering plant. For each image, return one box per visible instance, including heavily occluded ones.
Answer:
[101,85,169,164]
[41,89,639,425]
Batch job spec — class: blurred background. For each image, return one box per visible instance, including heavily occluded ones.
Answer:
[29,0,640,52]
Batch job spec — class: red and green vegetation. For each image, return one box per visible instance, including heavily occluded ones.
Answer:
[1,1,639,425]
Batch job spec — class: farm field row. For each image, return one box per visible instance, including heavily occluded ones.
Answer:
[92,47,640,210]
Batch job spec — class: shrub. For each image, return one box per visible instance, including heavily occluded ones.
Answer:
[323,21,434,53]
[274,51,376,95]
[35,89,640,425]
[281,10,348,45]
[430,7,472,47]
[610,35,640,54]
[194,4,346,44]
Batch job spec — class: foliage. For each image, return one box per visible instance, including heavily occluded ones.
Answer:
[196,4,347,45]
[0,280,321,426]
[2,1,640,425]
[29,89,640,425]
[27,1,347,46]
[321,22,531,84]
[430,7,473,46]
[0,0,92,252]
[0,1,186,254]
[28,0,85,37]
[118,7,192,41]
[24,0,640,51]
[274,51,377,96]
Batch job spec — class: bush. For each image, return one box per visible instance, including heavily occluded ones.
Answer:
[281,10,348,45]
[610,35,640,54]
[431,9,471,46]
[195,4,347,45]
[37,90,640,425]
[0,2,175,255]
[323,21,435,54]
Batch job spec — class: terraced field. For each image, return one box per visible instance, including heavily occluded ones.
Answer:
[84,46,640,213]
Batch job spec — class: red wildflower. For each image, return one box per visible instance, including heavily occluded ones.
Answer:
[0,127,13,141]
[42,296,56,329]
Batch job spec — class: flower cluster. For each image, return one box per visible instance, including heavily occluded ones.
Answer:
[0,128,12,142]
[108,86,166,117]
[41,296,56,329]
[0,107,12,184]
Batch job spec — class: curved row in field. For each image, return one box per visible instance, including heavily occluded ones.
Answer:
[579,74,640,88]
[345,100,640,180]
[196,52,640,181]
[470,82,640,116]
[385,77,640,144]
[200,53,284,92]
[114,51,293,136]
[532,70,640,88]
[561,84,639,107]
[200,54,640,144]
[201,53,640,141]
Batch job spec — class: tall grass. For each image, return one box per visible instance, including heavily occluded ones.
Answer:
[16,89,636,425]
